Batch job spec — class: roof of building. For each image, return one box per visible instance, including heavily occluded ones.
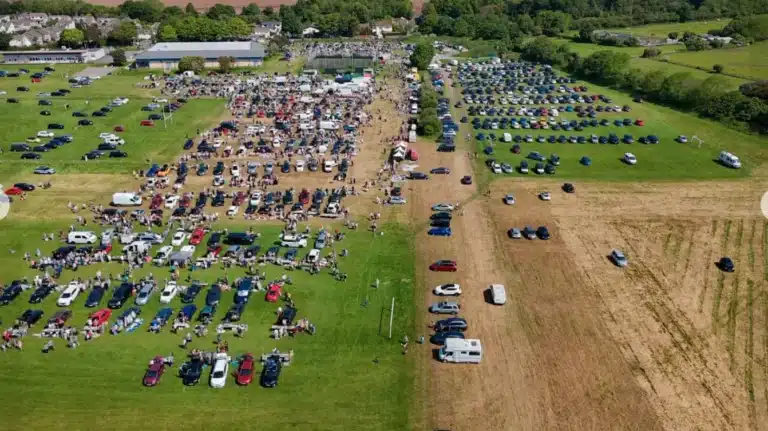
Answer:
[2,49,90,55]
[262,21,281,28]
[136,42,266,61]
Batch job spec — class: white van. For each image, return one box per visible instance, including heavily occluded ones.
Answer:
[295,160,305,172]
[281,235,308,248]
[489,284,506,305]
[323,160,335,173]
[503,133,512,143]
[438,338,482,364]
[112,192,142,206]
[67,231,97,244]
[719,151,742,169]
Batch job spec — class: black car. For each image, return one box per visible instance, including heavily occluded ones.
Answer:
[85,286,107,308]
[212,191,226,207]
[21,152,41,159]
[562,183,575,193]
[224,303,245,322]
[52,245,76,259]
[14,183,35,191]
[207,232,222,248]
[47,123,64,129]
[72,112,87,117]
[98,143,117,151]
[19,309,44,325]
[8,98,19,103]
[16,86,29,92]
[78,119,93,126]
[100,106,112,112]
[431,219,451,228]
[38,100,51,106]
[260,355,282,388]
[28,284,55,304]
[92,111,106,117]
[149,114,163,120]
[0,283,23,305]
[40,110,51,116]
[225,232,255,246]
[409,172,429,180]
[33,145,49,152]
[141,106,155,111]
[430,330,465,345]
[82,150,103,160]
[181,283,202,303]
[718,257,735,272]
[430,211,452,221]
[180,359,204,385]
[108,283,134,309]
[536,226,551,240]
[109,150,128,158]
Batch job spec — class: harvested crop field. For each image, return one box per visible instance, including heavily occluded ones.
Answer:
[477,177,766,430]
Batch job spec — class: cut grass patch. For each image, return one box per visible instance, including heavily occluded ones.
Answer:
[666,42,768,81]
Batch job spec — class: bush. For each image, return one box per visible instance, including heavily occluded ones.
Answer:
[410,42,435,70]
[111,48,127,66]
[641,47,661,58]
[713,64,724,73]
[218,56,235,73]
[668,31,678,40]
[178,56,205,73]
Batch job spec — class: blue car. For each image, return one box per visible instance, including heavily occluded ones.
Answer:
[428,227,452,237]
[85,286,107,307]
[206,285,221,306]
[260,355,282,388]
[580,156,592,166]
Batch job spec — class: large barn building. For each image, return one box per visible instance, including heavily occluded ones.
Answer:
[135,42,266,70]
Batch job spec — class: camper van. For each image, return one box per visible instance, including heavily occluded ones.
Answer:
[123,240,151,255]
[489,284,506,305]
[112,192,142,206]
[719,151,742,169]
[437,338,483,364]
[67,231,98,244]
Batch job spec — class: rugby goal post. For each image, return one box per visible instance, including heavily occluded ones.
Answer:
[692,135,704,149]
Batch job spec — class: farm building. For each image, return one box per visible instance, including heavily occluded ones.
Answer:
[135,42,266,70]
[2,48,105,64]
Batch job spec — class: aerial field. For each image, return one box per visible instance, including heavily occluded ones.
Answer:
[610,18,731,38]
[665,41,768,81]
[0,64,419,431]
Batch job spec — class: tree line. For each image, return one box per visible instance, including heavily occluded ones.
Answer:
[276,0,412,37]
[520,36,768,133]
[417,0,768,41]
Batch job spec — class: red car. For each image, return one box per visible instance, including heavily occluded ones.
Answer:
[140,120,155,127]
[429,260,457,272]
[265,283,281,302]
[87,308,112,327]
[233,192,246,206]
[189,228,205,245]
[143,356,165,387]
[236,353,256,385]
[150,194,163,210]
[5,187,23,195]
[180,194,192,209]
[635,119,645,126]
[114,125,125,132]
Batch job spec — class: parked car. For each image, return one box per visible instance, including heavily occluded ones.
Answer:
[209,353,229,388]
[57,281,82,306]
[430,330,465,345]
[433,283,461,296]
[539,192,551,201]
[143,356,166,387]
[718,256,735,272]
[236,353,256,386]
[429,260,457,272]
[429,301,460,314]
[611,249,628,267]
[428,227,452,236]
[536,226,551,240]
[434,317,468,332]
[260,355,282,388]
[503,194,515,205]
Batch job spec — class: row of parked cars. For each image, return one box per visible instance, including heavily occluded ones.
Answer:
[470,117,644,131]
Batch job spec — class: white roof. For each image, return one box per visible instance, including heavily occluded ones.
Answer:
[148,41,253,52]
[445,338,482,350]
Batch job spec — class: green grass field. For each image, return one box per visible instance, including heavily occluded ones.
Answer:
[0,62,419,431]
[607,18,731,38]
[664,41,768,80]
[0,65,226,179]
[454,78,766,181]
[0,221,417,431]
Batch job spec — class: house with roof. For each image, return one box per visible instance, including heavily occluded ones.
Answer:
[9,33,32,48]
[17,12,48,23]
[0,21,15,34]
[302,26,319,38]
[11,19,38,32]
[252,25,272,40]
[262,21,282,34]
[374,20,393,34]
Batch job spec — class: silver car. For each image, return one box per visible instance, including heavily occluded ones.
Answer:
[611,249,628,267]
[135,282,156,305]
[429,301,460,315]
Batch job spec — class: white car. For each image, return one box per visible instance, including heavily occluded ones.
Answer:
[165,195,180,208]
[180,245,196,254]
[677,135,688,143]
[98,132,112,139]
[210,353,230,388]
[295,160,305,172]
[37,130,54,138]
[0,90,6,96]
[623,153,637,165]
[503,194,515,205]
[434,283,462,296]
[212,175,225,187]
[153,245,173,265]
[230,164,240,177]
[431,203,455,212]
[226,206,239,216]
[171,230,187,246]
[492,163,502,174]
[388,196,407,205]
[539,192,551,201]
[159,281,178,304]
[249,192,262,206]
[57,281,82,306]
